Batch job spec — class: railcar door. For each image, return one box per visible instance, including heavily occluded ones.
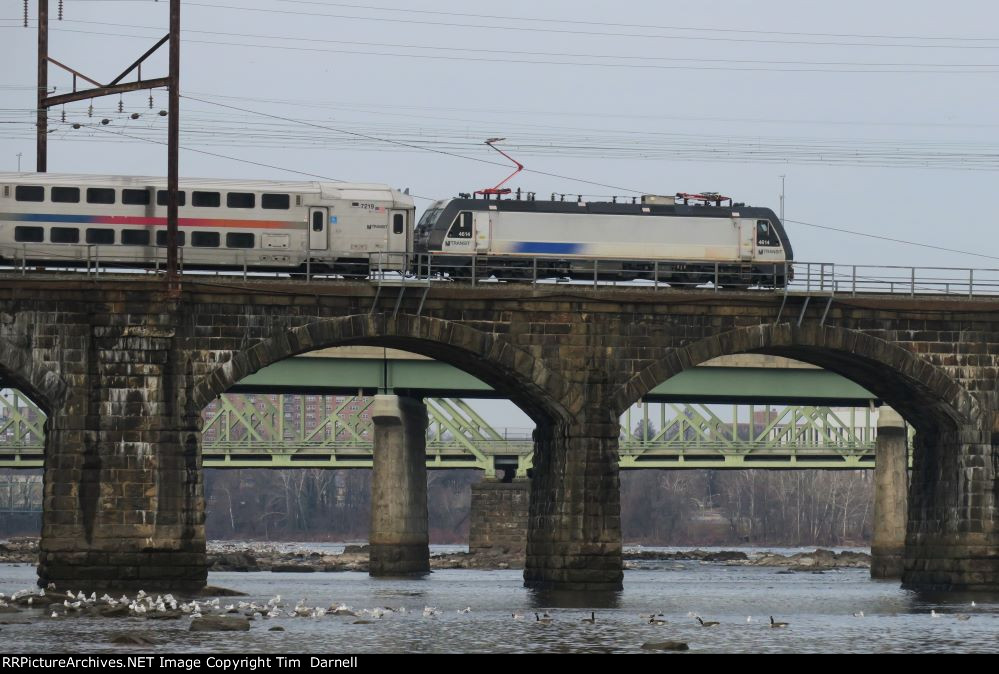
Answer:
[309,207,328,251]
[473,211,490,252]
[389,209,408,254]
[739,218,754,261]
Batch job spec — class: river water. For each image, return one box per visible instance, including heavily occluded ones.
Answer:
[1,548,996,654]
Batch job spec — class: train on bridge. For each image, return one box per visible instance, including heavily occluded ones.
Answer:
[0,172,793,287]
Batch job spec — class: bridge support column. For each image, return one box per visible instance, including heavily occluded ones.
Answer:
[469,477,530,559]
[871,407,907,579]
[38,344,206,592]
[524,419,623,591]
[369,394,429,577]
[903,423,999,591]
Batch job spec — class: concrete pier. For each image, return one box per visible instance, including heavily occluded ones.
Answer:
[872,407,908,579]
[369,395,430,577]
[469,478,530,558]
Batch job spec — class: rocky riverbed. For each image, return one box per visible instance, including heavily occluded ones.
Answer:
[0,538,871,572]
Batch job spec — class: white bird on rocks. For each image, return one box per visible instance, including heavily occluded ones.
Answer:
[931,610,941,618]
[46,583,55,591]
[268,595,282,607]
[65,591,75,599]
[852,611,865,618]
[458,607,472,614]
[191,611,202,619]
[119,595,129,604]
[36,588,44,597]
[423,606,440,618]
[50,611,58,618]
[26,597,32,606]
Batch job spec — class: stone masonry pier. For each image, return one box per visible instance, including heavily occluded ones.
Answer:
[0,277,997,592]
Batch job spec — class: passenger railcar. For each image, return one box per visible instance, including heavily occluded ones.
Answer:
[414,194,793,286]
[0,173,416,273]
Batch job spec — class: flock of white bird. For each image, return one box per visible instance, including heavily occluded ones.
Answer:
[0,586,473,622]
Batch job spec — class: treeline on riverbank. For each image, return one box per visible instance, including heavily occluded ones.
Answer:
[201,468,873,547]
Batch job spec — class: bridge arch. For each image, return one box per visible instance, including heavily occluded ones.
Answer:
[0,337,66,416]
[193,313,571,427]
[612,322,980,434]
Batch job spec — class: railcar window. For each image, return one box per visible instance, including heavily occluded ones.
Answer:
[86,188,116,205]
[227,192,255,208]
[86,228,115,245]
[226,233,255,248]
[448,212,473,239]
[155,231,186,246]
[262,193,290,210]
[312,212,324,232]
[192,191,220,208]
[756,220,777,247]
[50,227,80,244]
[393,213,405,234]
[122,189,151,205]
[156,190,187,206]
[417,208,441,227]
[122,230,150,246]
[14,186,44,202]
[51,187,80,203]
[14,226,43,242]
[192,231,220,247]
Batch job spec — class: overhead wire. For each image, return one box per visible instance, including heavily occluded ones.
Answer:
[182,2,999,51]
[10,18,999,71]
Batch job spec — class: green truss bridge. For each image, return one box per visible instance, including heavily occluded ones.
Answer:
[0,350,899,473]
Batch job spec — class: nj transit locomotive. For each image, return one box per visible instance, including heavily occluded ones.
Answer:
[414,193,792,287]
[0,173,792,286]
[0,173,415,274]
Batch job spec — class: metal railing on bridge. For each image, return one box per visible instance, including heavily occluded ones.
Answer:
[3,244,999,297]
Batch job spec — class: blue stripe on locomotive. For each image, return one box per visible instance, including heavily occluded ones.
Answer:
[512,241,583,255]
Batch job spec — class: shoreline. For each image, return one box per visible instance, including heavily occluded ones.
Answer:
[0,537,872,572]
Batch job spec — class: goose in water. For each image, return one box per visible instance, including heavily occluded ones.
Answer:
[535,612,553,624]
[769,616,789,628]
[696,616,720,627]
[581,612,596,624]
[648,614,667,625]
[512,612,525,620]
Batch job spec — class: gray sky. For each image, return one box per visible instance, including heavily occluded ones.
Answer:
[4,0,999,270]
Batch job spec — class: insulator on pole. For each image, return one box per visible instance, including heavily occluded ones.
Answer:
[118,95,123,114]
[149,93,154,109]
[88,100,93,117]
[23,0,28,27]
[58,0,63,20]
[60,106,65,123]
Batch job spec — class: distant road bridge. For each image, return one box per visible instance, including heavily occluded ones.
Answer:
[1,349,882,471]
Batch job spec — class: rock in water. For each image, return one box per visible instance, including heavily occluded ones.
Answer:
[189,616,251,632]
[271,564,316,573]
[641,641,689,651]
[268,626,285,632]
[110,634,158,646]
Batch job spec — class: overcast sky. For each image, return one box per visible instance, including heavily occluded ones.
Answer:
[4,0,999,270]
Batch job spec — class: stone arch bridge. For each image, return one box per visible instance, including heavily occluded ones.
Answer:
[0,277,996,592]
